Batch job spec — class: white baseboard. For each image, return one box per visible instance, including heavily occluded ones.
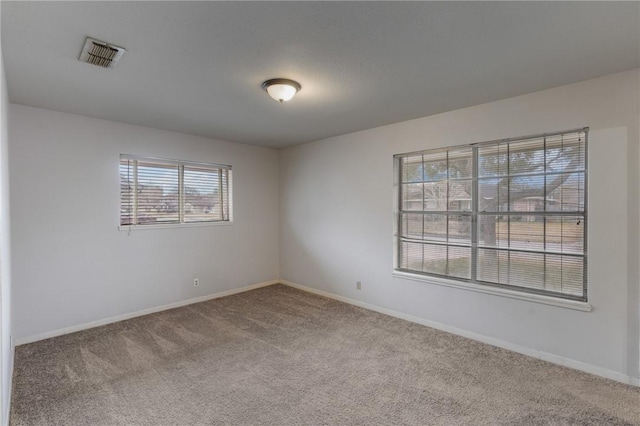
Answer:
[16,280,280,346]
[280,280,639,388]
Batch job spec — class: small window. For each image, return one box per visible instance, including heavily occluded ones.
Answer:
[120,155,231,228]
[395,128,587,301]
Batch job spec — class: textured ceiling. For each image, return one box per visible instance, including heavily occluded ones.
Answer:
[2,1,639,148]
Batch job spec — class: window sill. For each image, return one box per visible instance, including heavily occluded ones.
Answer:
[392,270,592,312]
[119,221,232,231]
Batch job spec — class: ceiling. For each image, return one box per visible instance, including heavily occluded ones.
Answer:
[2,2,639,148]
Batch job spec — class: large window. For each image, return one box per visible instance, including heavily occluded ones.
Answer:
[120,155,231,228]
[395,129,587,301]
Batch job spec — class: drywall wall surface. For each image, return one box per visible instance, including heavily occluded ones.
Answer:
[0,50,13,426]
[279,69,640,382]
[9,105,279,340]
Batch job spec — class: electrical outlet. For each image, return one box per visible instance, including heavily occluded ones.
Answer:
[193,278,200,287]
[356,281,362,290]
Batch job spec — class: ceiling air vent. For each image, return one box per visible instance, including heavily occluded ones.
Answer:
[78,37,126,69]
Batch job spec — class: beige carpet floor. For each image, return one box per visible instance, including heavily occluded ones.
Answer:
[10,284,640,425]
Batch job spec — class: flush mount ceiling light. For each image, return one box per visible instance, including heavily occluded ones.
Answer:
[262,78,301,103]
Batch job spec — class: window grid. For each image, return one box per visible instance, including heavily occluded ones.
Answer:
[395,128,587,302]
[120,155,232,228]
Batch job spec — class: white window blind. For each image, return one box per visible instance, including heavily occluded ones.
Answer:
[395,128,587,301]
[120,155,231,228]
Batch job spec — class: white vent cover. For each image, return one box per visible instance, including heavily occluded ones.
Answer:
[78,37,126,69]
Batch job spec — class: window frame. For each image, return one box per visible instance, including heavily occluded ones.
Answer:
[119,154,232,230]
[393,128,589,306]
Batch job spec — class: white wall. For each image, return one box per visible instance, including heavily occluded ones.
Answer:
[9,105,280,340]
[279,69,640,384]
[0,50,13,426]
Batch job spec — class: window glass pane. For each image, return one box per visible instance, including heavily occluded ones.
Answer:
[183,166,223,222]
[402,156,423,183]
[546,173,585,212]
[477,248,509,284]
[507,251,545,290]
[545,133,585,173]
[508,138,545,176]
[221,169,230,221]
[423,214,447,242]
[509,175,545,212]
[422,151,447,182]
[478,215,508,248]
[424,181,447,211]
[545,254,584,297]
[479,249,548,290]
[119,160,134,225]
[137,162,179,224]
[478,178,508,212]
[400,213,424,239]
[508,216,545,251]
[448,180,472,211]
[399,242,471,278]
[399,241,424,271]
[401,183,423,211]
[421,243,448,275]
[478,144,508,177]
[547,216,584,255]
[400,214,470,245]
[400,213,449,243]
[448,215,471,245]
[447,246,471,279]
[448,149,473,179]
